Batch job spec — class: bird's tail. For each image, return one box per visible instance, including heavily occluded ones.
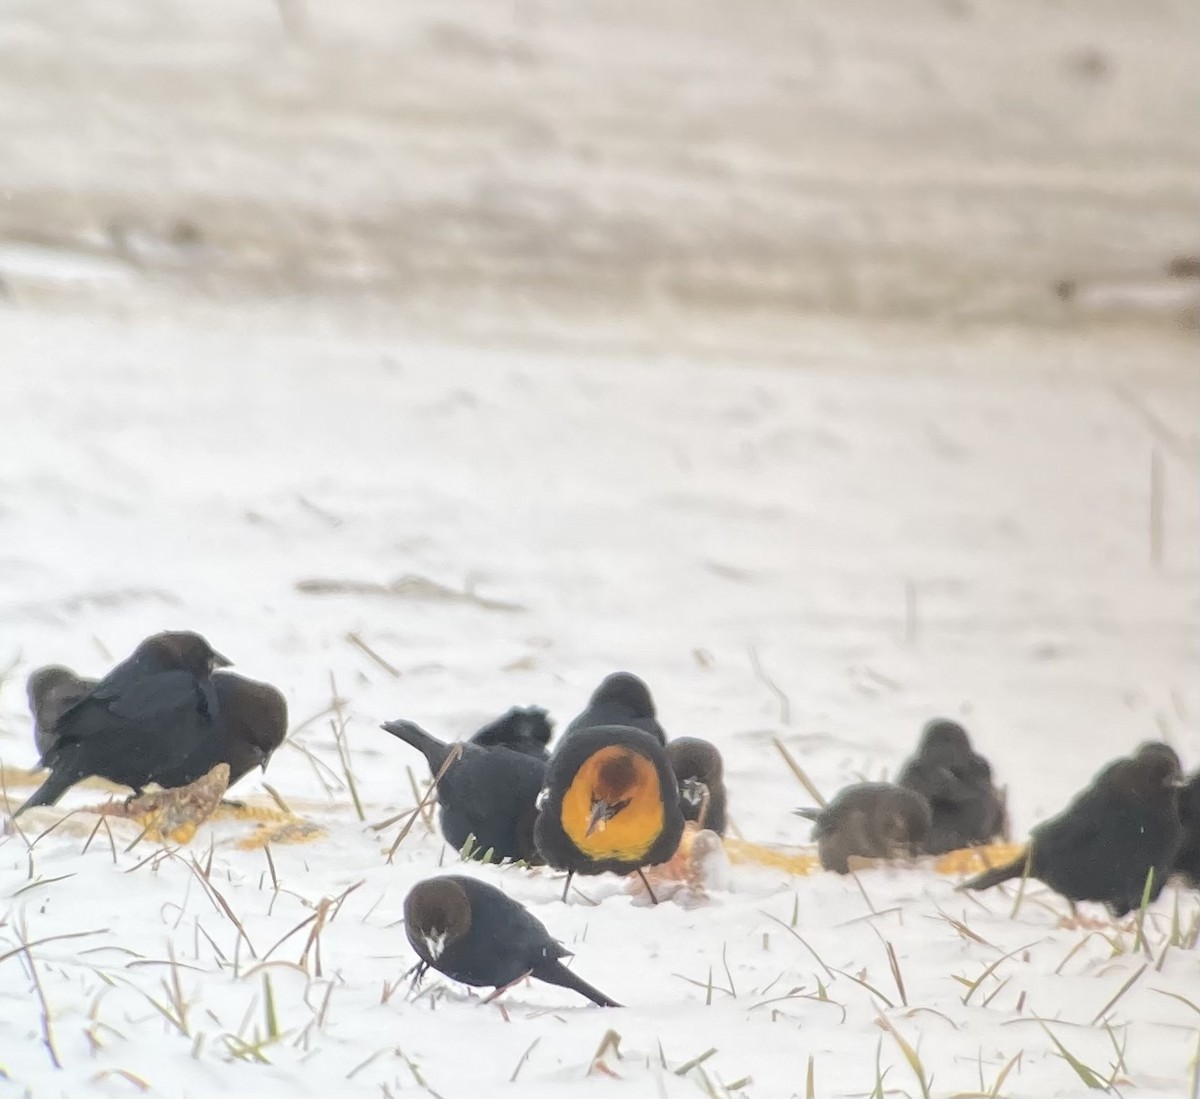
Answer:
[537,960,622,1008]
[380,720,452,773]
[793,807,821,821]
[957,850,1030,893]
[12,765,82,818]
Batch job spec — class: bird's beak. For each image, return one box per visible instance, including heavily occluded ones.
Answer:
[587,800,612,837]
[211,651,233,669]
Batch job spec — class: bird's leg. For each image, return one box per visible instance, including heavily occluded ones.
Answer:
[482,970,533,1005]
[406,960,429,990]
[636,868,660,905]
[561,871,574,903]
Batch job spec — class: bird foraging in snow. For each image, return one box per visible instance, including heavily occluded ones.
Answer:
[958,746,1184,918]
[797,782,932,874]
[403,875,619,1006]
[666,736,728,836]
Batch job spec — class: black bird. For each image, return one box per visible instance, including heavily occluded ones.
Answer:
[958,749,1185,917]
[563,672,666,745]
[1174,767,1200,889]
[468,706,553,761]
[796,783,932,874]
[13,631,231,817]
[211,672,289,786]
[27,665,285,793]
[381,719,546,863]
[896,719,1005,854]
[665,737,728,835]
[534,723,684,902]
[404,875,619,1007]
[27,665,97,760]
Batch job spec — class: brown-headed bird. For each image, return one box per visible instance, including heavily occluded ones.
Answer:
[404,875,619,1006]
[958,748,1184,917]
[211,672,288,785]
[468,706,553,761]
[796,782,932,874]
[381,719,545,863]
[897,719,1005,854]
[1174,767,1200,889]
[534,723,684,902]
[13,631,231,816]
[27,665,97,760]
[563,672,666,745]
[665,737,728,835]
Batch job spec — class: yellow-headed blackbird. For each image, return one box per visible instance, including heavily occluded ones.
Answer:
[665,737,728,835]
[564,672,665,744]
[381,719,545,863]
[404,875,619,1006]
[27,664,285,791]
[468,706,553,761]
[796,782,931,873]
[534,723,684,901]
[14,631,231,816]
[959,748,1184,917]
[896,719,1005,853]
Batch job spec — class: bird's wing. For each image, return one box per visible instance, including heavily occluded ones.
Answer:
[55,671,204,742]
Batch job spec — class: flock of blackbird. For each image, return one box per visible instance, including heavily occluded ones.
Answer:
[8,629,1200,1008]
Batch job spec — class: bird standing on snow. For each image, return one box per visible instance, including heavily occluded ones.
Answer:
[797,782,932,874]
[958,747,1184,918]
[403,875,620,1006]
[13,631,231,817]
[665,737,728,836]
[381,718,546,863]
[27,665,97,760]
[534,723,684,902]
[896,719,1005,853]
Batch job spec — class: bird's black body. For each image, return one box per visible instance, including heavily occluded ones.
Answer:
[897,719,1005,854]
[959,750,1184,917]
[534,723,684,884]
[468,706,553,761]
[14,631,231,816]
[404,875,619,1006]
[381,719,546,863]
[212,672,289,786]
[563,673,666,745]
[798,782,932,874]
[27,665,97,760]
[1174,768,1200,889]
[665,736,728,836]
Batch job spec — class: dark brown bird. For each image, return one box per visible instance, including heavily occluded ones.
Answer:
[27,664,285,792]
[958,748,1185,917]
[796,783,932,874]
[14,631,231,816]
[534,724,684,902]
[897,719,1005,854]
[563,673,666,745]
[404,875,619,1006]
[1174,767,1200,889]
[211,672,288,785]
[381,718,545,863]
[27,665,97,760]
[468,706,553,761]
[665,737,728,835]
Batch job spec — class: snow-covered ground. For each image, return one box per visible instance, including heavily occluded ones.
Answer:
[1,0,1199,1094]
[0,305,1196,1098]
